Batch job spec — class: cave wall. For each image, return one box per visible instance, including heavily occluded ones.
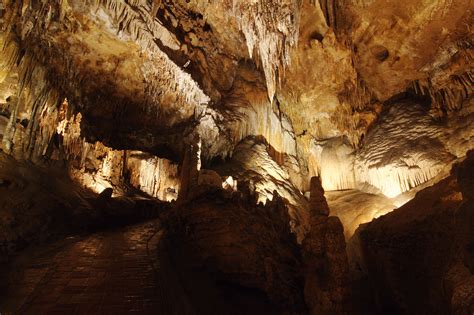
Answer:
[351,151,474,314]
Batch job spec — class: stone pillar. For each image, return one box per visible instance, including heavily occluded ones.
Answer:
[302,176,350,314]
[177,138,200,203]
[309,176,329,216]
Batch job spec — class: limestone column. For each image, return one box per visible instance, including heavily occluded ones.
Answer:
[302,176,350,314]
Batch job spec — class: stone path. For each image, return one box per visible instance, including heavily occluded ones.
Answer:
[0,220,194,314]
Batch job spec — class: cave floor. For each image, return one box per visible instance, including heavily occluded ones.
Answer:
[0,219,194,314]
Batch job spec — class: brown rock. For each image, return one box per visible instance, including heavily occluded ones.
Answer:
[166,189,306,312]
[177,141,200,203]
[197,169,222,188]
[302,216,350,314]
[356,151,474,314]
[302,177,350,314]
[309,176,329,216]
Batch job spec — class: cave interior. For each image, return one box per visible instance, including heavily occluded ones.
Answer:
[0,0,473,314]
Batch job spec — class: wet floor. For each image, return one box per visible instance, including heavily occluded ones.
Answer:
[0,219,194,314]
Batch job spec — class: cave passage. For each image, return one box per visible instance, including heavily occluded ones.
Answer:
[0,0,473,314]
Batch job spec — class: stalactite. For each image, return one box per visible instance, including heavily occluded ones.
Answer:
[0,30,63,161]
[225,92,298,158]
[1,92,19,154]
[151,0,161,18]
[318,0,337,29]
[334,69,374,147]
[355,162,445,198]
[318,137,356,191]
[205,0,302,102]
[87,0,210,115]
[56,107,180,201]
[127,152,180,201]
[411,70,474,116]
[3,0,210,134]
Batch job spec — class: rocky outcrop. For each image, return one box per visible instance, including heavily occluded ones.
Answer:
[338,0,473,112]
[353,151,474,314]
[326,189,396,239]
[302,176,350,314]
[42,107,181,201]
[0,153,92,260]
[213,137,310,240]
[354,101,473,198]
[166,186,306,312]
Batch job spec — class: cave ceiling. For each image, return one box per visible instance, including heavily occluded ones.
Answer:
[0,0,473,198]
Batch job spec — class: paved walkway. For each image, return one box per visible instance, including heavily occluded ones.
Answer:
[0,220,194,314]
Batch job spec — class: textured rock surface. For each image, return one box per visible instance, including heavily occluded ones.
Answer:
[302,177,350,314]
[166,187,306,312]
[213,137,310,240]
[0,152,94,259]
[0,151,165,261]
[326,189,395,240]
[352,151,474,314]
[1,0,472,196]
[354,101,473,198]
[309,176,330,216]
[338,0,473,110]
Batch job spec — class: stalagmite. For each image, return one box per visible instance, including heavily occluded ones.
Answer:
[302,176,350,314]
[151,0,162,18]
[309,176,329,216]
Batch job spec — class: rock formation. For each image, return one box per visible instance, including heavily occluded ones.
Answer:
[352,151,474,314]
[302,177,350,314]
[166,185,306,313]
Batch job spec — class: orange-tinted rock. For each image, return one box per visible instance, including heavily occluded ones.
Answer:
[356,151,474,314]
[309,176,329,216]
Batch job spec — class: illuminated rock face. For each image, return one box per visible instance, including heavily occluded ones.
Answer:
[0,100,182,201]
[1,0,472,196]
[213,137,310,241]
[57,111,181,201]
[317,137,356,191]
[355,102,455,198]
[313,100,474,199]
